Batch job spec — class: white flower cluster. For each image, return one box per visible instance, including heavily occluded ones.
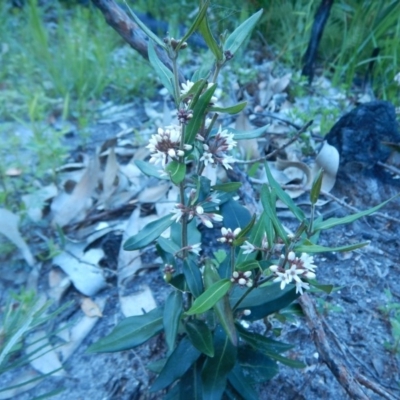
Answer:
[217,227,241,244]
[146,125,192,167]
[231,271,253,288]
[200,125,237,170]
[240,234,269,255]
[269,252,317,295]
[170,203,223,229]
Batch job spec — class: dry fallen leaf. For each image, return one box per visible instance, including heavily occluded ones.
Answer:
[120,285,157,317]
[22,183,58,222]
[313,141,340,193]
[0,208,35,266]
[81,297,103,318]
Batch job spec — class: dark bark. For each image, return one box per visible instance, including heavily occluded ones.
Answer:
[302,0,334,84]
[91,0,185,83]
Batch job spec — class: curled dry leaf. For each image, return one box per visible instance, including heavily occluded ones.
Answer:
[236,112,260,160]
[22,183,58,222]
[81,297,103,318]
[101,146,119,204]
[51,157,99,227]
[48,268,71,302]
[137,182,170,203]
[313,141,340,193]
[52,244,107,297]
[0,208,35,266]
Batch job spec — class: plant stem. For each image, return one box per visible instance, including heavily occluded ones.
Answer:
[230,246,235,275]
[232,285,255,312]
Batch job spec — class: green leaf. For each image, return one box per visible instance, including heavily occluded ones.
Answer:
[235,260,260,272]
[295,240,370,253]
[169,274,188,292]
[260,185,289,245]
[223,9,263,55]
[238,347,278,383]
[264,162,306,222]
[186,84,217,144]
[199,11,223,61]
[134,160,168,180]
[148,40,174,97]
[204,265,237,346]
[309,282,334,294]
[230,283,299,321]
[201,327,237,400]
[211,182,242,193]
[183,257,203,298]
[220,198,252,231]
[186,320,214,357]
[179,361,203,400]
[178,0,210,49]
[310,168,324,205]
[157,236,181,255]
[230,124,269,140]
[209,102,247,114]
[150,337,201,392]
[87,307,163,353]
[313,194,399,231]
[228,363,258,400]
[165,160,186,184]
[124,214,174,250]
[163,291,183,354]
[123,1,166,49]
[234,214,256,245]
[186,279,232,315]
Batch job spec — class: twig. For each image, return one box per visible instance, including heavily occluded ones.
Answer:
[299,294,400,400]
[377,161,400,177]
[90,0,184,83]
[235,120,314,165]
[298,294,370,400]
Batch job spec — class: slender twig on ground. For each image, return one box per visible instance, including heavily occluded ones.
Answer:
[377,161,400,177]
[298,294,400,400]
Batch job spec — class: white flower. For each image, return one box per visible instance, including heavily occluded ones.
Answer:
[300,253,317,272]
[217,126,237,150]
[295,280,310,295]
[200,151,214,166]
[211,214,223,222]
[243,271,252,278]
[269,264,279,273]
[241,241,256,255]
[243,309,251,316]
[238,278,247,285]
[288,251,296,261]
[195,205,204,215]
[203,219,213,228]
[220,155,235,170]
[208,192,221,204]
[189,243,202,256]
[170,204,184,223]
[181,80,194,96]
[273,271,291,290]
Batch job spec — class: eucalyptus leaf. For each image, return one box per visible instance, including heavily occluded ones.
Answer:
[313,194,399,231]
[163,291,183,354]
[201,327,237,400]
[148,40,174,97]
[165,160,186,184]
[186,279,232,315]
[223,9,263,55]
[124,214,174,250]
[87,307,163,353]
[150,337,201,392]
[209,102,247,114]
[186,320,214,357]
[134,160,168,180]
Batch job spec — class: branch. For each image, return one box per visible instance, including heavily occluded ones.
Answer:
[91,0,184,83]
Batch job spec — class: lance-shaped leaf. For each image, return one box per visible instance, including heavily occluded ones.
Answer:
[134,160,168,180]
[209,102,247,114]
[148,40,174,97]
[229,124,269,140]
[223,10,263,55]
[163,291,183,354]
[185,84,217,144]
[198,10,223,61]
[313,194,399,231]
[204,265,237,346]
[183,257,203,298]
[157,236,181,255]
[260,185,289,245]
[124,214,174,250]
[230,283,298,321]
[87,307,163,353]
[185,279,232,315]
[165,160,186,184]
[264,162,305,222]
[295,240,370,253]
[186,320,214,357]
[201,327,237,400]
[310,168,324,205]
[123,0,166,48]
[220,198,251,231]
[228,363,258,400]
[235,260,260,272]
[211,182,242,193]
[150,337,201,392]
[179,361,203,400]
